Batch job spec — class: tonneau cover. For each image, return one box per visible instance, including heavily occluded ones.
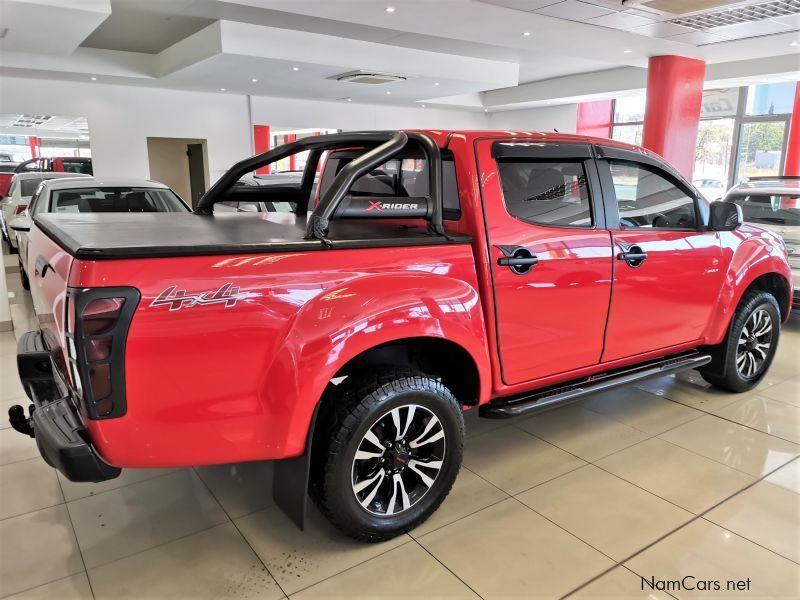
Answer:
[34,212,470,259]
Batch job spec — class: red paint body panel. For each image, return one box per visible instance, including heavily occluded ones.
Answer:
[0,173,14,197]
[642,56,706,179]
[25,130,794,470]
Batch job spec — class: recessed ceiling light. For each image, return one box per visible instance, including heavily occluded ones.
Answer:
[523,31,530,36]
[484,108,488,112]
[292,66,300,71]
[434,82,440,86]
[386,91,391,95]
[791,41,798,46]
[623,49,633,53]
[421,104,426,108]
[385,6,395,12]
[347,98,352,102]
[251,78,258,82]
[90,76,97,81]
[220,87,226,91]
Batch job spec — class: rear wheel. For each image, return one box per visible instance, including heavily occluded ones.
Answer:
[19,260,29,291]
[313,369,464,542]
[700,290,780,392]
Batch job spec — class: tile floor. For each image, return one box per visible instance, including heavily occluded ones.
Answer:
[1,251,799,599]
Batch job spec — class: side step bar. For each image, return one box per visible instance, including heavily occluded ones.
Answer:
[480,351,711,419]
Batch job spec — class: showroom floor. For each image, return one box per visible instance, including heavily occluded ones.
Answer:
[0,251,798,600]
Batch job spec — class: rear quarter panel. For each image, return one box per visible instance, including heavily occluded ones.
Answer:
[72,244,489,467]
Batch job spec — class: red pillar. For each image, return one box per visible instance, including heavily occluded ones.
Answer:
[28,136,39,158]
[784,82,800,176]
[576,100,613,138]
[253,125,271,174]
[288,134,297,171]
[642,55,706,179]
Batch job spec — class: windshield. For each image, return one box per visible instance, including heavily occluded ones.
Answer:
[731,194,800,227]
[50,187,189,213]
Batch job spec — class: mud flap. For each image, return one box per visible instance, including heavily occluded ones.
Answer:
[271,404,320,530]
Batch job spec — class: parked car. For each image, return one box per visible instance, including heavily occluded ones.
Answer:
[15,156,93,175]
[0,152,17,163]
[693,178,726,201]
[0,164,20,197]
[723,176,800,310]
[9,177,189,290]
[1,172,90,250]
[10,131,792,543]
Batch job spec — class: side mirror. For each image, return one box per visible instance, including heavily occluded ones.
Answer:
[709,201,742,231]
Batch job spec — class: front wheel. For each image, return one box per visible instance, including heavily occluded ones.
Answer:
[313,370,464,542]
[700,290,780,392]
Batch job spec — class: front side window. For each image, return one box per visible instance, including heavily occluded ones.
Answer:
[609,161,697,230]
[50,187,188,213]
[497,160,592,227]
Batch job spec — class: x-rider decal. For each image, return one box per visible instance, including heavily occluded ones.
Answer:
[150,283,262,311]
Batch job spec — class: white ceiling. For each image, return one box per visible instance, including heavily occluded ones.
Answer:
[0,0,797,112]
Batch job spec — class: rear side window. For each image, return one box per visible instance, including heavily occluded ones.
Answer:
[321,155,462,220]
[60,161,93,175]
[609,161,697,230]
[50,187,188,213]
[497,161,593,227]
[20,178,44,197]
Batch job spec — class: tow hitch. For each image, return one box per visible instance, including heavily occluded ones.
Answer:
[8,404,35,437]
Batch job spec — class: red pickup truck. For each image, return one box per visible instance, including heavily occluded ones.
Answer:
[10,130,792,542]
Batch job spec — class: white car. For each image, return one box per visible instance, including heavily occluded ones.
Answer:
[10,177,189,289]
[693,178,727,201]
[1,171,89,250]
[723,177,800,310]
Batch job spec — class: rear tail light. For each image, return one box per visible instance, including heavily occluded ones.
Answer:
[66,287,140,419]
[13,204,27,215]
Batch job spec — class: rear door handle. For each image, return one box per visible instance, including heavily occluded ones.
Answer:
[496,245,538,274]
[34,256,51,278]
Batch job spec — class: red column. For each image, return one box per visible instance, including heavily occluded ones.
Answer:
[784,82,800,176]
[642,55,706,179]
[576,100,613,138]
[28,136,39,158]
[288,134,297,171]
[253,125,271,174]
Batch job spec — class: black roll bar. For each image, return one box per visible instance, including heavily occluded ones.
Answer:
[193,130,444,241]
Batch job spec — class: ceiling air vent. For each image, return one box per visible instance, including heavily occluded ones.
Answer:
[666,0,800,30]
[329,71,407,85]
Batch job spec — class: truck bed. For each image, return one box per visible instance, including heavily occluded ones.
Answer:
[34,212,471,259]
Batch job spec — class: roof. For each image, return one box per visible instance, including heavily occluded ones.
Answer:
[40,177,172,192]
[12,171,89,181]
[726,179,800,197]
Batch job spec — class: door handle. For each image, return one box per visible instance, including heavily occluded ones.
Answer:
[496,245,538,275]
[616,245,647,268]
[34,256,51,278]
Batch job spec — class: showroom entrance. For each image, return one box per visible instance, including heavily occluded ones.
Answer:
[146,137,209,208]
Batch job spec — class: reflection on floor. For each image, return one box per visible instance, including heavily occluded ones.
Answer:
[1,249,798,599]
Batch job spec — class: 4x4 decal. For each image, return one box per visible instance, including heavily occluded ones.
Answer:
[150,283,261,311]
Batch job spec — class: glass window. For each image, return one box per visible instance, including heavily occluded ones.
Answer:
[59,160,93,175]
[611,124,643,147]
[497,161,592,227]
[613,96,646,123]
[730,194,800,227]
[609,161,697,230]
[745,83,796,116]
[50,187,188,213]
[735,121,787,183]
[20,178,44,197]
[321,155,462,220]
[693,118,735,199]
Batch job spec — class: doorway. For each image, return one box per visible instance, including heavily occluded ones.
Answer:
[146,137,209,208]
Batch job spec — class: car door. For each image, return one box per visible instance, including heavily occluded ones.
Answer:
[595,145,723,362]
[477,139,613,385]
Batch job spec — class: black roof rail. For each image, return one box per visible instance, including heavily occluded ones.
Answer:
[194,130,445,242]
[746,176,800,181]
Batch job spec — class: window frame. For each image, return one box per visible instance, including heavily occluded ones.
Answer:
[491,141,606,230]
[594,145,706,232]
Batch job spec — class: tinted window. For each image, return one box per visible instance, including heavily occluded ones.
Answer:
[610,161,697,229]
[732,194,800,227]
[497,161,592,227]
[60,161,93,175]
[321,155,461,220]
[20,178,44,197]
[50,187,188,213]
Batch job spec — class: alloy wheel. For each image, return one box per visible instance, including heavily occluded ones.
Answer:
[351,404,446,516]
[736,308,773,379]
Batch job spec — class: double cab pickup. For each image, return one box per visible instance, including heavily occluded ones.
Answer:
[11,130,792,541]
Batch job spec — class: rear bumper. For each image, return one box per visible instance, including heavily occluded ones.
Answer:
[13,331,120,482]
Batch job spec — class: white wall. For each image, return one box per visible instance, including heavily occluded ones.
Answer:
[488,103,578,134]
[0,76,489,186]
[0,76,251,184]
